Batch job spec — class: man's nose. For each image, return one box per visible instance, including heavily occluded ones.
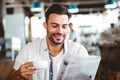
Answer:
[57,27,63,33]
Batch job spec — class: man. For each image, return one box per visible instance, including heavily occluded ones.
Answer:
[7,4,88,80]
[69,23,77,42]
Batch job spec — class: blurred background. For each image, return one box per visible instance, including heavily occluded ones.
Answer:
[0,0,120,80]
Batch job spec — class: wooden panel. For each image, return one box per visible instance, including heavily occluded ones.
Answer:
[0,59,14,80]
[95,61,120,80]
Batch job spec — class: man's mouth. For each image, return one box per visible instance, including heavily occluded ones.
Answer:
[54,34,62,40]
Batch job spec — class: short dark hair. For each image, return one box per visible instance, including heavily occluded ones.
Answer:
[69,23,73,26]
[45,4,71,22]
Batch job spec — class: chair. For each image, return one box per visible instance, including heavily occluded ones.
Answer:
[0,38,6,57]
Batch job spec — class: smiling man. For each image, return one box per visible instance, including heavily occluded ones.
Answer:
[44,13,70,57]
[7,4,88,80]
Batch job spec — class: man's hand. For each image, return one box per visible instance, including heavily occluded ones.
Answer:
[19,62,35,80]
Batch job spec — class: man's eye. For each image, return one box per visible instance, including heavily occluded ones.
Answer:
[52,25,57,28]
[63,26,67,29]
[63,25,68,29]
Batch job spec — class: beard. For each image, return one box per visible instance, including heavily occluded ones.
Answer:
[47,32,65,45]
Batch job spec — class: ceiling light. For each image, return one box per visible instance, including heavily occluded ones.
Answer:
[68,3,79,13]
[30,0,42,12]
[105,0,117,9]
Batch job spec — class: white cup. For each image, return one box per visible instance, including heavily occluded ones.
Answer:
[32,60,49,80]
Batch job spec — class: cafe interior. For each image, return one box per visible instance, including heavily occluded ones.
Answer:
[0,0,120,80]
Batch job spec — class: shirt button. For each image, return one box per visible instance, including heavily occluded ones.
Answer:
[50,72,52,75]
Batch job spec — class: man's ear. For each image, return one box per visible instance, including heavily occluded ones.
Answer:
[43,22,47,29]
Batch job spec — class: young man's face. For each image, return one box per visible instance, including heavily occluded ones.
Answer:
[44,13,69,45]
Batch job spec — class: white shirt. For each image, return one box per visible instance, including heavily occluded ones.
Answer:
[14,37,88,80]
[52,49,64,80]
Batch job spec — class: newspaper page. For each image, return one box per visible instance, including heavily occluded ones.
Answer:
[57,56,101,80]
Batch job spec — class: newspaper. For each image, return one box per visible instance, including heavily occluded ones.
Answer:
[57,56,101,80]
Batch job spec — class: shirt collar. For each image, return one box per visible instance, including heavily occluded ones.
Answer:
[42,37,48,51]
[42,37,68,54]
